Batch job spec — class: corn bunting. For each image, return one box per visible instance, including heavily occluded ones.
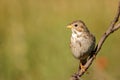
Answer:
[67,20,96,71]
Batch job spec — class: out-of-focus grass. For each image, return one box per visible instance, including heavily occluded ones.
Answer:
[0,0,120,80]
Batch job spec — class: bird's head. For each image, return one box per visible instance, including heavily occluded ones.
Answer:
[67,20,89,34]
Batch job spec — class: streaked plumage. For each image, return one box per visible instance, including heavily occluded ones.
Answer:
[67,20,96,66]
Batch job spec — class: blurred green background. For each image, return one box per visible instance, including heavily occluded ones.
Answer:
[0,0,120,80]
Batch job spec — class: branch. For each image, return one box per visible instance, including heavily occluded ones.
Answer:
[70,2,120,80]
[113,23,120,31]
[95,1,120,54]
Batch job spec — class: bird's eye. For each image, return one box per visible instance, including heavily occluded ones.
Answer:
[74,24,78,27]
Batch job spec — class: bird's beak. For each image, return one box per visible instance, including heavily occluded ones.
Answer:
[67,25,72,29]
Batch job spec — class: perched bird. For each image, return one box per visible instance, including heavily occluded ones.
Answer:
[67,20,96,71]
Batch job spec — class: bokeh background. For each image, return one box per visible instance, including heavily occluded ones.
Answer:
[0,0,120,80]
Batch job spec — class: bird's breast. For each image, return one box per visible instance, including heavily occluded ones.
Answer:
[70,34,94,59]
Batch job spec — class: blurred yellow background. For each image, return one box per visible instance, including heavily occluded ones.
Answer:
[0,0,120,80]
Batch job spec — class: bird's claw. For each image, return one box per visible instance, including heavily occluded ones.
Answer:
[80,64,86,72]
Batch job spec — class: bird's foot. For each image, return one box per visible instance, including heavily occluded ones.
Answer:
[80,64,86,72]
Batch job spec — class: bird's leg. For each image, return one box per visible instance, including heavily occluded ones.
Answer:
[75,63,83,75]
[79,63,86,72]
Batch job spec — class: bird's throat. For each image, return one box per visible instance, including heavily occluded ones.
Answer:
[72,30,83,39]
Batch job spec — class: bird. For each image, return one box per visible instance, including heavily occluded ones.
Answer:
[67,20,96,72]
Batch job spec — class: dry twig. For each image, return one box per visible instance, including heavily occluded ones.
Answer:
[70,2,120,80]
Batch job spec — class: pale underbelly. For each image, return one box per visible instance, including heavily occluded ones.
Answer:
[70,39,93,59]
